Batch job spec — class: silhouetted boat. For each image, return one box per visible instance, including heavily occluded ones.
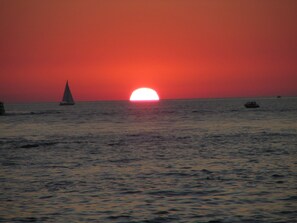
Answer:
[60,81,75,105]
[0,102,5,115]
[244,101,259,108]
[277,96,281,98]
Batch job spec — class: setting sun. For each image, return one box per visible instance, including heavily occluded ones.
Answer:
[130,88,160,101]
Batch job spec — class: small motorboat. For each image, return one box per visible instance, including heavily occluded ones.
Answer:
[244,101,259,108]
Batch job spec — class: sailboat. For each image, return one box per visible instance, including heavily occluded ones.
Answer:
[60,81,75,105]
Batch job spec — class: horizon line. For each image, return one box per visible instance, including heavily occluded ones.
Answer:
[2,95,296,104]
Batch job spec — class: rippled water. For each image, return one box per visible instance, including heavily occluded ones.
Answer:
[1,98,297,222]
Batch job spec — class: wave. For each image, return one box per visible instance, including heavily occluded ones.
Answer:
[3,110,61,116]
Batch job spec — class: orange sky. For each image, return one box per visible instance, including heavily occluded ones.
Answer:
[1,0,297,102]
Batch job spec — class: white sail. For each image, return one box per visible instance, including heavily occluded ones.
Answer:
[60,81,75,105]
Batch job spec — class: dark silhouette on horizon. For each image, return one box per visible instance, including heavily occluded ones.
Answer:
[60,81,75,106]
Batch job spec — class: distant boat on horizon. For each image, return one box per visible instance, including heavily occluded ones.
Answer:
[0,101,5,115]
[244,101,259,108]
[60,81,75,106]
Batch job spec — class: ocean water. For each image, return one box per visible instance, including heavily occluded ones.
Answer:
[1,98,297,223]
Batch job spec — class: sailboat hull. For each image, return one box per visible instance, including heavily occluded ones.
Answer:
[60,102,75,106]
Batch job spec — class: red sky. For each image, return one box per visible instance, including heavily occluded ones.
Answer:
[1,0,297,102]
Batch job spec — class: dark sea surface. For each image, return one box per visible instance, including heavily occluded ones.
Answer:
[1,98,297,223]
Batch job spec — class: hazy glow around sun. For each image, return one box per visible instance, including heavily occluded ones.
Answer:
[130,88,160,101]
